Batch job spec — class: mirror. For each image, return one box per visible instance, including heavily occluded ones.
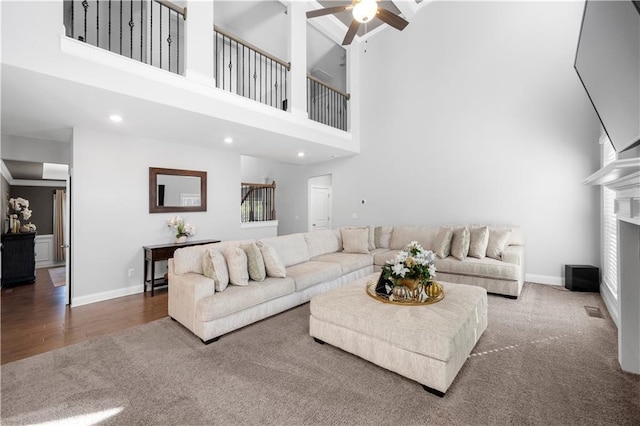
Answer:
[149,167,207,213]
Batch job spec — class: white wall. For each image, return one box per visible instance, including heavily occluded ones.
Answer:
[269,1,602,283]
[70,128,271,305]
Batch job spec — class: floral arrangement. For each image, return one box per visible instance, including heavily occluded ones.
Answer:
[381,241,436,283]
[8,197,32,221]
[166,216,196,238]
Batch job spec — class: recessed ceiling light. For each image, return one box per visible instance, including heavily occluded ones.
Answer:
[109,114,123,123]
[297,152,305,157]
[224,137,233,144]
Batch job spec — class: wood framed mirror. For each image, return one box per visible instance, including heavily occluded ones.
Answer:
[149,167,207,213]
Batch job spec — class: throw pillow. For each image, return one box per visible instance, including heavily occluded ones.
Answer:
[468,226,490,259]
[486,229,512,260]
[241,243,266,282]
[258,242,286,278]
[223,246,249,286]
[202,248,230,291]
[432,227,454,259]
[450,227,471,261]
[341,228,370,254]
[377,226,393,249]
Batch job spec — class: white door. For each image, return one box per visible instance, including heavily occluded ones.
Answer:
[309,185,332,232]
[64,175,71,305]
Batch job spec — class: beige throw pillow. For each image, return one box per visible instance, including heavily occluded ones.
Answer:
[468,226,490,259]
[241,243,266,282]
[202,248,229,291]
[258,243,286,278]
[341,228,370,254]
[223,246,249,286]
[433,227,454,259]
[450,227,471,261]
[486,229,512,260]
[374,226,393,249]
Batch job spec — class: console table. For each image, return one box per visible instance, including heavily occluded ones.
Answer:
[1,232,36,287]
[143,239,220,296]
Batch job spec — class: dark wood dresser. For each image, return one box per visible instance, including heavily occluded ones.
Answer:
[1,232,36,287]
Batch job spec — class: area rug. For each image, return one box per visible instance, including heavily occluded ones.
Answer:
[1,283,639,425]
[48,267,66,287]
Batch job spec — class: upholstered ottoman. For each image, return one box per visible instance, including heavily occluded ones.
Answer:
[309,273,487,396]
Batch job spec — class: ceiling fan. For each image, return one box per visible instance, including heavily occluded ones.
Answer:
[306,0,409,46]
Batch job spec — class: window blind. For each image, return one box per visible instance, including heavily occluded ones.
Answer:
[602,136,617,297]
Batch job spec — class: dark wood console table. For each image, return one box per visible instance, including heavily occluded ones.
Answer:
[143,238,220,296]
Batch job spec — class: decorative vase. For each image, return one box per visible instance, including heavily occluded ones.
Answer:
[395,278,421,291]
[175,235,188,244]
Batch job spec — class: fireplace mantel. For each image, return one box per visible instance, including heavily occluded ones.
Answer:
[584,158,640,225]
[584,156,640,375]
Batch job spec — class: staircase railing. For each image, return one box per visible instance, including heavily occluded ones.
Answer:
[307,75,350,131]
[214,26,290,111]
[241,182,276,223]
[63,0,185,74]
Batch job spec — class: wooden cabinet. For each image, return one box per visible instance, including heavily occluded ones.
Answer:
[1,232,36,287]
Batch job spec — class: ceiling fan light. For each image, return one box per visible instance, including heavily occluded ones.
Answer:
[352,0,377,23]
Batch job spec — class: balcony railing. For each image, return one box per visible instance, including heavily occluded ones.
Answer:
[63,0,185,74]
[307,76,350,131]
[241,182,276,223]
[214,26,290,111]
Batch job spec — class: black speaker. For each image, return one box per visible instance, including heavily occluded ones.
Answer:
[565,265,599,292]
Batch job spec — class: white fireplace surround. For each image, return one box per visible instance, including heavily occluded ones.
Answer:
[584,157,640,374]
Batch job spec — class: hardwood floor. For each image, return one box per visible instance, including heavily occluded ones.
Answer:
[1,267,168,365]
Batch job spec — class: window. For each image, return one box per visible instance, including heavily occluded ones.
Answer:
[602,134,617,298]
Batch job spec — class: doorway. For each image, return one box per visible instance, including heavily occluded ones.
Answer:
[308,175,332,232]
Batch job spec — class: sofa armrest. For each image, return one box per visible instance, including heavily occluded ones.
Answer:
[168,270,215,334]
[502,245,524,267]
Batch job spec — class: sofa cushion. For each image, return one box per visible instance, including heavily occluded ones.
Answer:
[389,226,438,250]
[435,256,521,281]
[304,229,342,258]
[468,227,489,259]
[311,252,373,275]
[341,228,370,254]
[224,246,249,286]
[486,229,512,260]
[241,243,266,282]
[203,248,229,292]
[258,243,286,278]
[373,226,393,249]
[450,227,471,261]
[196,277,296,322]
[286,261,342,292]
[259,234,310,267]
[173,244,210,275]
[373,249,400,267]
[433,227,454,259]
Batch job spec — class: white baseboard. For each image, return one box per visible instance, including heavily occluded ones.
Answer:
[71,284,142,307]
[525,274,563,286]
[599,283,620,328]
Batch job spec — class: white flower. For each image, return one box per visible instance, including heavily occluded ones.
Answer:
[391,263,409,277]
[22,209,32,220]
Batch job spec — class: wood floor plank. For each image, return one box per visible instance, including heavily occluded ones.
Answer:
[1,267,168,365]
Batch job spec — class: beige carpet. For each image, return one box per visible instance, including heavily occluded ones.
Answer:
[1,283,639,425]
[48,267,66,287]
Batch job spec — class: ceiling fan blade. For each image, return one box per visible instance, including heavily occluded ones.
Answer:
[376,7,409,31]
[342,19,360,45]
[306,5,350,19]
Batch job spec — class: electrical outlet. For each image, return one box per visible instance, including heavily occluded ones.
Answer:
[128,268,135,277]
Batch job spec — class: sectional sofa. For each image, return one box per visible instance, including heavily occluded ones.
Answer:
[168,225,524,343]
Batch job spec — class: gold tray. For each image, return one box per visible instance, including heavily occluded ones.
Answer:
[366,282,445,306]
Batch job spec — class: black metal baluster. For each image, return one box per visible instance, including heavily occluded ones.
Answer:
[168,9,172,72]
[129,0,134,58]
[159,5,162,69]
[71,0,75,39]
[270,59,273,107]
[96,0,99,47]
[108,0,111,51]
[253,50,256,100]
[242,45,245,97]
[214,32,218,87]
[177,11,180,73]
[150,1,153,66]
[222,35,225,90]
[119,0,122,54]
[82,0,88,42]
[140,0,143,63]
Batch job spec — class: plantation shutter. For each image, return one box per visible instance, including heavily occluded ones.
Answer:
[602,135,617,297]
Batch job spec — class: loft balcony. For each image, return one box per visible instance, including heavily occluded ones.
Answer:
[0,1,360,164]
